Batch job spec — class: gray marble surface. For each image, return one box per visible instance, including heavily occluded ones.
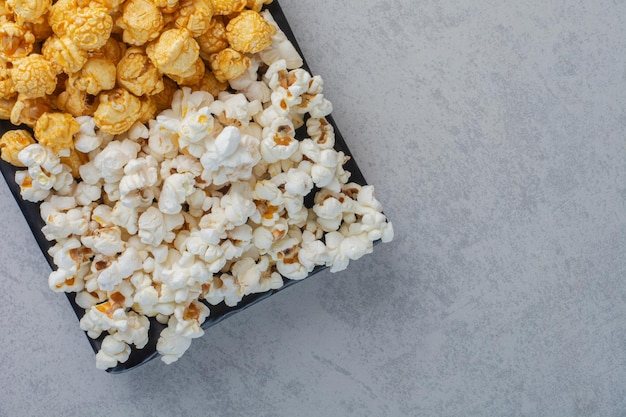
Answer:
[2,0,626,416]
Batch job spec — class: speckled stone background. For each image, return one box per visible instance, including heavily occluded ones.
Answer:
[2,0,626,416]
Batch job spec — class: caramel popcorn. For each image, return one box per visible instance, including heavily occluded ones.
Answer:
[0,20,35,60]
[116,47,164,96]
[138,94,157,123]
[208,47,250,82]
[57,78,99,117]
[71,56,116,96]
[64,6,113,51]
[195,16,228,59]
[210,0,245,15]
[10,94,52,126]
[225,10,274,54]
[151,76,178,113]
[117,0,164,46]
[41,35,88,74]
[11,53,57,98]
[47,0,75,35]
[7,0,51,24]
[146,28,199,77]
[0,96,15,119]
[25,18,53,42]
[94,88,142,135]
[34,111,79,156]
[167,57,205,86]
[0,128,34,166]
[174,0,214,37]
[91,37,126,65]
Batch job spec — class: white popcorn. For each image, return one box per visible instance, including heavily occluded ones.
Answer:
[228,58,272,103]
[156,88,214,158]
[259,12,303,69]
[15,170,51,202]
[111,201,139,235]
[138,206,169,246]
[93,139,142,184]
[96,246,143,291]
[74,181,102,206]
[82,225,125,256]
[160,154,203,180]
[158,173,195,215]
[260,117,298,163]
[119,155,159,208]
[113,311,150,349]
[298,230,329,272]
[200,126,261,186]
[284,168,313,196]
[325,231,373,273]
[157,301,209,364]
[211,93,262,127]
[17,144,74,199]
[306,117,335,149]
[79,302,129,339]
[74,116,114,153]
[96,335,131,370]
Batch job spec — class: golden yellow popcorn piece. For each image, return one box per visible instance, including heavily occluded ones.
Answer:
[190,69,228,97]
[70,56,116,96]
[146,28,199,77]
[151,75,177,113]
[48,0,75,35]
[0,20,35,61]
[60,147,88,177]
[117,0,164,46]
[152,0,179,13]
[174,0,214,37]
[7,0,51,24]
[167,57,205,86]
[245,0,272,12]
[91,0,124,12]
[66,6,113,51]
[225,9,275,54]
[210,0,245,15]
[34,111,80,156]
[94,88,142,135]
[196,15,228,59]
[0,59,15,99]
[11,54,57,98]
[57,78,99,117]
[116,46,164,96]
[42,35,88,74]
[208,47,249,82]
[10,94,53,126]
[0,129,35,167]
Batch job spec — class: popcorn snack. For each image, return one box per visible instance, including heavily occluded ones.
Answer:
[0,2,393,371]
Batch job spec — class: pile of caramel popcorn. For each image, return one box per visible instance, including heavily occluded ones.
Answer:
[0,0,393,369]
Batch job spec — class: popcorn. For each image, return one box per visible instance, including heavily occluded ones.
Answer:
[208,47,250,83]
[7,0,51,24]
[94,88,142,135]
[11,54,57,99]
[117,0,164,46]
[0,5,395,371]
[0,129,35,167]
[225,10,275,54]
[146,28,199,77]
[33,111,79,157]
[0,20,35,60]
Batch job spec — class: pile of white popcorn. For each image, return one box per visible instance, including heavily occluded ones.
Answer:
[10,10,393,369]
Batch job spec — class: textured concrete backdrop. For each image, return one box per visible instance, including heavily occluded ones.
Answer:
[2,1,626,416]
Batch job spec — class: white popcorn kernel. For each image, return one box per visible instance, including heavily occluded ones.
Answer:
[221,182,256,227]
[228,57,271,103]
[284,168,313,196]
[260,116,298,163]
[96,246,143,291]
[79,302,129,339]
[112,311,150,349]
[158,173,196,214]
[96,335,132,370]
[15,170,50,202]
[306,117,335,149]
[325,231,373,273]
[111,201,139,235]
[78,161,102,185]
[119,155,159,208]
[82,225,125,256]
[210,92,262,127]
[298,230,329,271]
[93,139,142,183]
[156,320,193,365]
[138,206,167,247]
[75,289,105,309]
[127,121,149,142]
[74,181,102,206]
[74,116,114,153]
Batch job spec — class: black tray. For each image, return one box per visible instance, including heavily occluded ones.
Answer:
[0,1,369,373]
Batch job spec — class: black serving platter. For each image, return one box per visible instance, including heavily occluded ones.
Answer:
[0,1,369,373]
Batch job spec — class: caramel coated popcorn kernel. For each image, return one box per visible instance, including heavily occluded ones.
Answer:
[225,10,275,54]
[94,87,142,135]
[11,53,57,98]
[116,47,164,96]
[146,28,199,77]
[34,111,80,156]
[208,47,250,82]
[0,128,35,166]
